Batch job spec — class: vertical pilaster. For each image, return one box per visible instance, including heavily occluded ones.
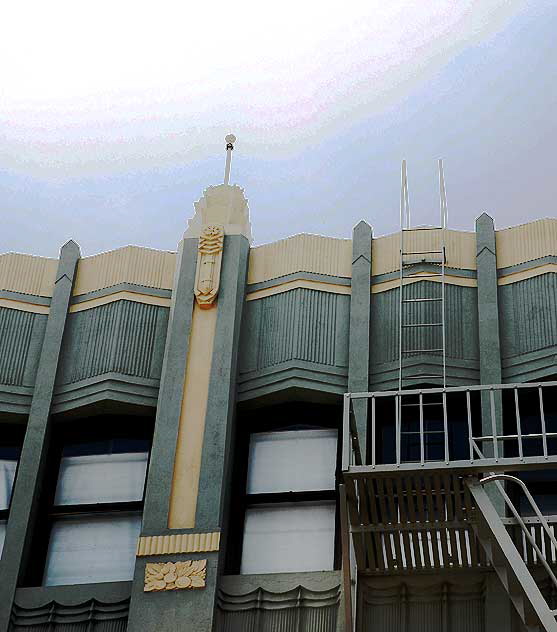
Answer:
[476,213,502,388]
[141,237,198,533]
[0,240,80,632]
[127,235,249,632]
[348,220,372,460]
[476,213,504,512]
[476,213,503,434]
[195,234,249,532]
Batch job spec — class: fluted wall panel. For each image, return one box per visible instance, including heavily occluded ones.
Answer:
[499,273,557,358]
[73,246,175,296]
[240,289,349,373]
[57,300,168,384]
[0,308,46,387]
[370,282,479,365]
[360,579,484,632]
[0,253,57,297]
[248,235,351,285]
[10,598,129,631]
[372,230,476,276]
[496,218,557,269]
[216,585,339,632]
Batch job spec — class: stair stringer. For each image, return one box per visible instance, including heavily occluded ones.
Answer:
[467,479,557,632]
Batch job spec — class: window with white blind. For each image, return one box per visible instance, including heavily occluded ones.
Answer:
[0,426,24,558]
[228,405,340,576]
[30,419,153,587]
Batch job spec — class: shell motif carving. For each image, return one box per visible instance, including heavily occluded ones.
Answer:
[144,560,207,592]
[194,224,224,309]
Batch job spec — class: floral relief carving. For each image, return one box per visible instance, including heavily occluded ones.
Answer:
[194,224,224,309]
[144,560,207,592]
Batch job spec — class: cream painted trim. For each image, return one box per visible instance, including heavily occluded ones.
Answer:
[497,263,557,286]
[372,229,476,276]
[168,304,218,529]
[0,298,49,314]
[246,279,351,301]
[137,532,220,556]
[0,252,57,297]
[496,219,557,269]
[69,291,171,313]
[371,275,477,294]
[248,233,352,285]
[74,245,176,296]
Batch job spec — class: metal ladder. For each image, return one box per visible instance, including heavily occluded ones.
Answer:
[398,159,448,391]
[468,474,557,632]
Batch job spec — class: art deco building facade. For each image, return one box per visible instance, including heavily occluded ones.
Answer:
[1,163,557,632]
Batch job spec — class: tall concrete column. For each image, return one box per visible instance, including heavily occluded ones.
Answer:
[0,240,80,632]
[140,237,198,534]
[476,213,502,388]
[476,213,503,457]
[348,220,372,461]
[127,184,251,632]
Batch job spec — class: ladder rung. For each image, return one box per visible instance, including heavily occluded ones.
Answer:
[402,273,443,278]
[402,348,444,353]
[402,298,443,303]
[402,250,444,256]
[402,227,441,231]
[403,375,444,379]
[402,323,443,328]
[402,262,441,268]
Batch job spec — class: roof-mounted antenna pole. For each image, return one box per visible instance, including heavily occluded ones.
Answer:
[400,160,410,230]
[224,133,236,185]
[438,158,448,229]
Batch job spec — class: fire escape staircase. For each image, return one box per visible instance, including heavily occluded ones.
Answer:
[340,382,557,632]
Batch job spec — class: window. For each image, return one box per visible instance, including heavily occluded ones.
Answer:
[0,425,24,557]
[228,404,340,575]
[26,417,152,586]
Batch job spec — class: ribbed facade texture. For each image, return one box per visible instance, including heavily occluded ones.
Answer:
[0,213,556,632]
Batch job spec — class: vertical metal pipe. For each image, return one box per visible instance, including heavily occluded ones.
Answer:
[539,386,548,460]
[343,393,351,471]
[399,241,404,391]
[443,390,449,464]
[466,390,473,462]
[419,391,425,466]
[441,243,447,389]
[514,388,523,462]
[396,394,401,467]
[371,396,376,468]
[490,388,498,460]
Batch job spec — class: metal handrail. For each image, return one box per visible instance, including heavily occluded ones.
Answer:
[343,381,557,471]
[480,474,557,613]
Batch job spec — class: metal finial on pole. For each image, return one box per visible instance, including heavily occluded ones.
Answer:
[224,134,236,185]
[400,160,410,230]
[438,159,448,229]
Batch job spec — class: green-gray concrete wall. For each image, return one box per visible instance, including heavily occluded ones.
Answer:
[369,282,480,389]
[238,288,350,400]
[141,237,198,535]
[56,301,168,385]
[499,272,557,381]
[127,235,250,632]
[0,241,80,632]
[0,309,47,416]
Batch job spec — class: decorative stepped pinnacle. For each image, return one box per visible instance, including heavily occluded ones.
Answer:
[184,134,252,243]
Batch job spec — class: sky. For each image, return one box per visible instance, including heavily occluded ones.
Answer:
[1,0,556,257]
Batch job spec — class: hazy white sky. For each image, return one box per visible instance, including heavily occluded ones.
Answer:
[1,0,556,256]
